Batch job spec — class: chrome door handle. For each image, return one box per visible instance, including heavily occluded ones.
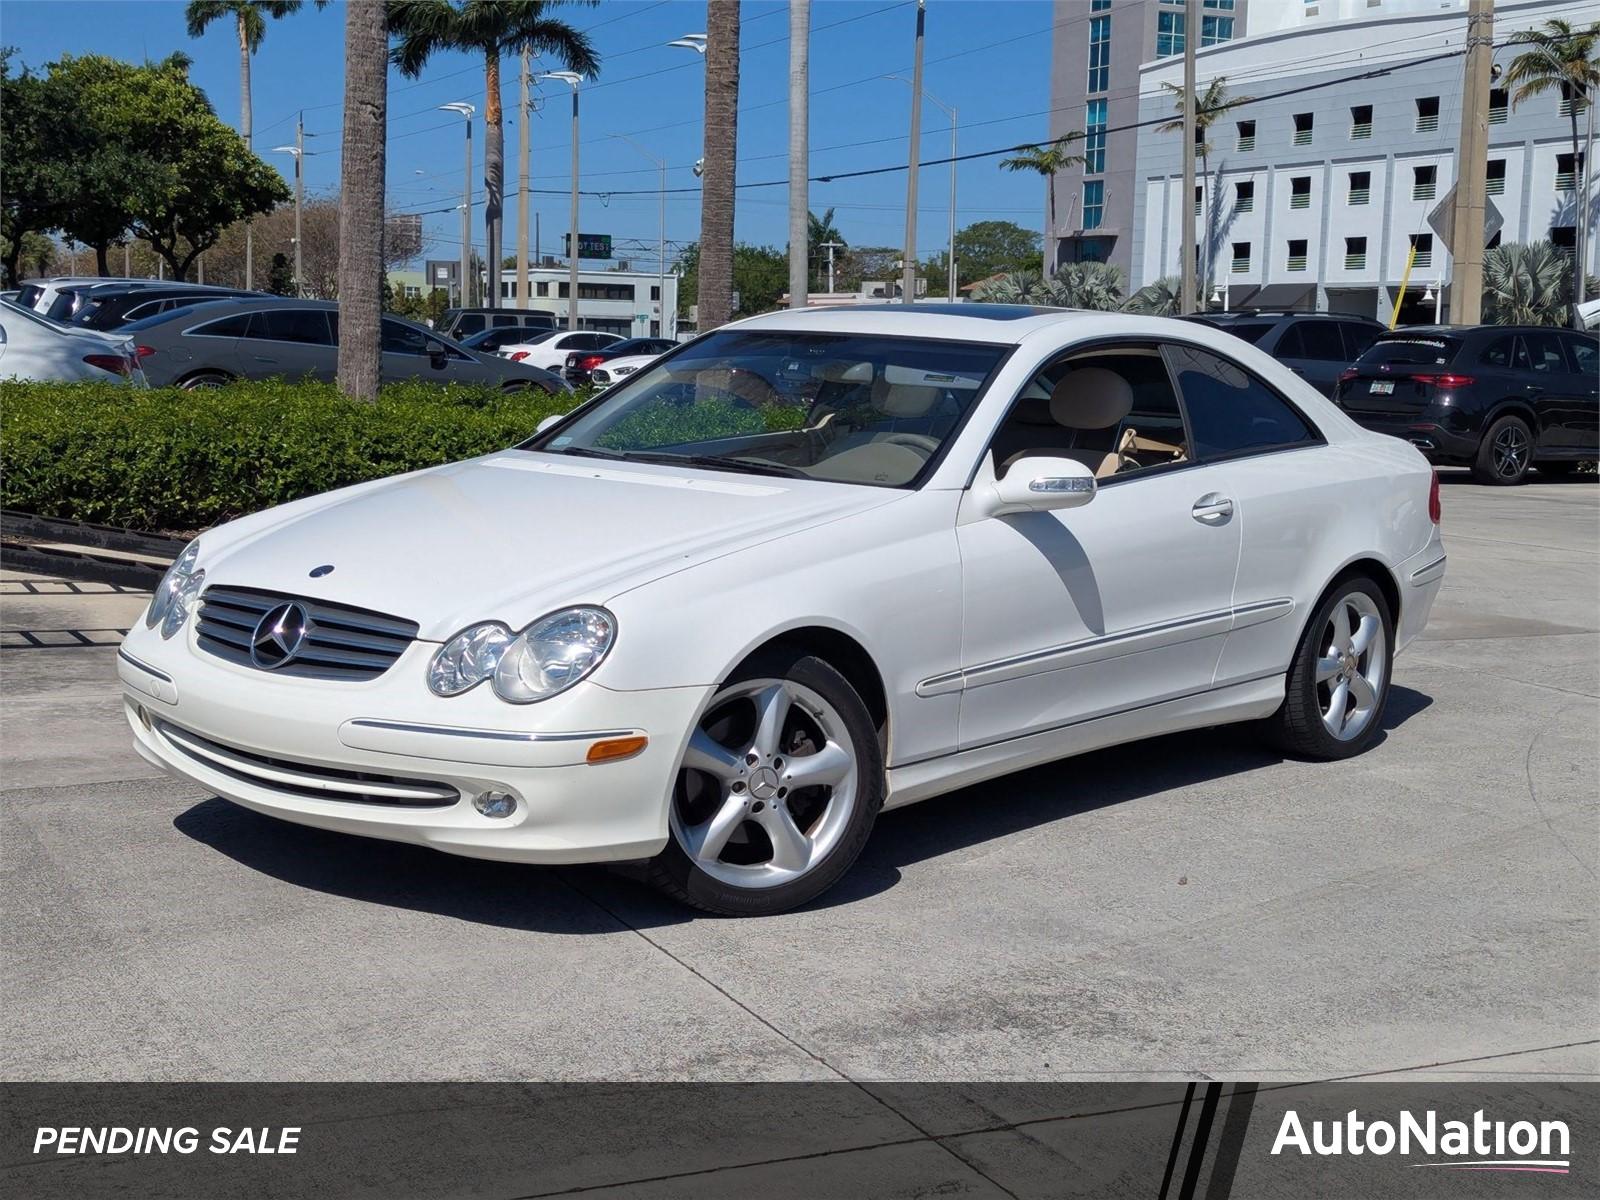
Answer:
[1192,494,1234,523]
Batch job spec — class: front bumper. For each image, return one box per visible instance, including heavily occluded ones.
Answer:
[119,624,710,865]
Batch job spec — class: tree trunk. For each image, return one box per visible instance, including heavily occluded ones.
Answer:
[698,0,741,329]
[1044,173,1054,280]
[1200,145,1211,299]
[484,50,503,309]
[95,242,111,276]
[239,13,254,291]
[1,244,20,290]
[336,0,388,401]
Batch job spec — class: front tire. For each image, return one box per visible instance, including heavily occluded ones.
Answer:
[650,648,883,915]
[1266,577,1393,761]
[177,371,233,391]
[1472,414,1533,485]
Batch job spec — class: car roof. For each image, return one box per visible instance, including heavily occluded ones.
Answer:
[729,304,1219,345]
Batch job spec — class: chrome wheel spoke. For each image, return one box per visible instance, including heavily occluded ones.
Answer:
[1315,653,1342,682]
[1330,603,1353,654]
[1350,614,1379,658]
[1348,670,1377,712]
[758,804,812,872]
[685,794,748,864]
[749,683,791,758]
[682,728,743,784]
[1323,678,1350,734]
[783,740,852,791]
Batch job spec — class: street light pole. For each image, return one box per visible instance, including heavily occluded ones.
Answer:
[1179,0,1198,314]
[271,115,307,296]
[821,240,843,293]
[440,102,476,307]
[540,72,584,331]
[788,0,810,309]
[614,134,669,337]
[888,75,957,302]
[518,48,532,311]
[901,0,926,305]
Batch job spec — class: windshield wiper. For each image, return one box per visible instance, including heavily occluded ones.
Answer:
[613,451,812,479]
[548,445,628,460]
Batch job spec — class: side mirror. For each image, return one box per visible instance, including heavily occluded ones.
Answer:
[426,340,448,369]
[535,413,565,435]
[988,456,1096,516]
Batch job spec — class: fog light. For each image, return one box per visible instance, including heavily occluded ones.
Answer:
[473,790,517,819]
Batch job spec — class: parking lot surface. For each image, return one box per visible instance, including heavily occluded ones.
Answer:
[2,475,1595,1083]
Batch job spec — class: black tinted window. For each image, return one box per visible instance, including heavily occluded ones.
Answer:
[455,314,485,335]
[1165,344,1317,459]
[1522,331,1566,374]
[249,309,332,345]
[1562,334,1597,376]
[190,312,253,338]
[1282,322,1346,361]
[1214,322,1274,345]
[381,319,429,354]
[1341,323,1379,358]
[1479,336,1526,369]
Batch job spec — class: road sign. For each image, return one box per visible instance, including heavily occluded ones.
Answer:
[563,233,613,260]
[1428,185,1504,252]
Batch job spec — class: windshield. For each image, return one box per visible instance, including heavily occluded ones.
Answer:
[1359,336,1461,368]
[526,329,1008,488]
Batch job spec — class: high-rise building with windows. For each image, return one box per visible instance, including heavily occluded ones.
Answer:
[1046,0,1245,279]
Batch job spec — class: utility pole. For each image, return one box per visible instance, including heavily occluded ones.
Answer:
[900,0,925,305]
[294,113,305,296]
[1179,0,1198,314]
[1576,84,1595,322]
[821,240,843,293]
[1449,0,1493,326]
[518,48,532,311]
[788,0,810,309]
[947,103,958,301]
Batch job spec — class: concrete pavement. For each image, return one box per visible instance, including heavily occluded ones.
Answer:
[2,474,1595,1083]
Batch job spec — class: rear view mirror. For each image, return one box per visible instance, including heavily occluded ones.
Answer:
[535,414,564,435]
[988,456,1097,516]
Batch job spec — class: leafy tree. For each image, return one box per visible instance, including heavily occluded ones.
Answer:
[388,0,599,310]
[1482,240,1600,326]
[945,220,1041,293]
[0,53,58,287]
[1122,275,1191,316]
[676,242,789,321]
[1050,261,1125,310]
[971,272,1053,304]
[1504,19,1600,315]
[999,134,1085,279]
[267,251,294,294]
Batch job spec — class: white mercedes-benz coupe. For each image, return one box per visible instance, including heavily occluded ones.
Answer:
[120,305,1446,914]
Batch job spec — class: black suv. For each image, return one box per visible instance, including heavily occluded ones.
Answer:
[70,285,258,331]
[436,307,557,339]
[1183,312,1385,397]
[1334,325,1599,485]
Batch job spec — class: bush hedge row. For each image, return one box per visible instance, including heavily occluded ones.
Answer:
[2,380,575,534]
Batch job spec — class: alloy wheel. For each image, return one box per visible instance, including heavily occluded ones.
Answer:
[1315,592,1387,741]
[1492,423,1529,479]
[671,678,858,889]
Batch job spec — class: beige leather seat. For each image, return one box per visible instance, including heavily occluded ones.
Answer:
[1000,366,1133,479]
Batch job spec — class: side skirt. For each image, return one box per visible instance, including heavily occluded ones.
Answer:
[882,675,1286,811]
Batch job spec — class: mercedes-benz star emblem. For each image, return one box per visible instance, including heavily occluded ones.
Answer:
[309,564,335,578]
[250,602,310,669]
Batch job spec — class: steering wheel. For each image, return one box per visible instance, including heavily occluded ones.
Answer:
[879,432,940,456]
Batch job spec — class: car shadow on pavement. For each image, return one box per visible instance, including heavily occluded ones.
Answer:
[173,686,1432,928]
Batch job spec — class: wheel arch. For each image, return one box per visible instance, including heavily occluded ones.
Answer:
[1306,556,1403,643]
[1481,397,1540,435]
[728,625,890,749]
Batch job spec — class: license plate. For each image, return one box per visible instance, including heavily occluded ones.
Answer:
[1369,381,1394,395]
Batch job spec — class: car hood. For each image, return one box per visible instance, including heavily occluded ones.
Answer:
[202,451,900,640]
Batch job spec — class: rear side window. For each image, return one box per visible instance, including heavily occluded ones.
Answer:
[1280,322,1346,361]
[455,314,486,335]
[248,309,333,345]
[381,319,429,355]
[1479,336,1529,369]
[1341,323,1380,358]
[17,284,43,308]
[1164,344,1318,459]
[190,313,253,338]
[1359,336,1460,367]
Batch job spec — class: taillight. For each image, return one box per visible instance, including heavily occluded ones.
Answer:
[133,345,156,362]
[509,351,529,362]
[1412,373,1475,389]
[581,354,605,369]
[1338,368,1358,383]
[1428,470,1441,524]
[83,353,131,377]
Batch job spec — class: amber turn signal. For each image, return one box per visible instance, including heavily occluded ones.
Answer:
[586,735,648,764]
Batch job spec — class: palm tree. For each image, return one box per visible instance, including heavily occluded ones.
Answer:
[1000,134,1085,280]
[1158,77,1251,300]
[185,1,323,289]
[1122,275,1188,316]
[388,1,599,310]
[972,271,1053,304]
[1482,240,1599,326]
[697,0,741,330]
[1048,261,1125,311]
[336,0,387,400]
[1504,19,1600,314]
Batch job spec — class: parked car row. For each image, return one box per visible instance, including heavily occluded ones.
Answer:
[0,297,146,384]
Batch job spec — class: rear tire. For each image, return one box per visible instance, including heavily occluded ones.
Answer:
[1471,414,1533,485]
[649,647,883,916]
[1266,576,1393,761]
[177,371,232,391]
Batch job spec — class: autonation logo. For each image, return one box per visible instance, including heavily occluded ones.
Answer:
[1272,1109,1571,1175]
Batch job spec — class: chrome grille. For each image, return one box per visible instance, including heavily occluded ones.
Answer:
[196,585,418,681]
[154,718,457,808]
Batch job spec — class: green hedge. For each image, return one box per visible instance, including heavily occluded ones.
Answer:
[1,380,575,534]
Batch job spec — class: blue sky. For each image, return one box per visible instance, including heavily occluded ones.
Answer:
[3,0,1065,268]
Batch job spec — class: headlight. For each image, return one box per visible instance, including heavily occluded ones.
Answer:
[428,607,615,703]
[146,539,205,639]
